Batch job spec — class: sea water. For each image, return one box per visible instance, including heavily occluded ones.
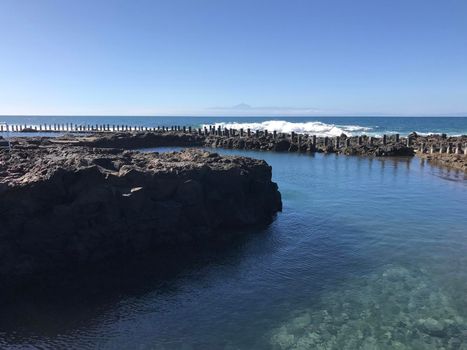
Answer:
[0,118,467,349]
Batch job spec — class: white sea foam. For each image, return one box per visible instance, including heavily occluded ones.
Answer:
[202,120,373,137]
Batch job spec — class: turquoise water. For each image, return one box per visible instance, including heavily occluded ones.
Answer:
[1,116,467,136]
[1,147,466,349]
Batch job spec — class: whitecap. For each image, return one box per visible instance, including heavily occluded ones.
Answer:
[202,120,374,137]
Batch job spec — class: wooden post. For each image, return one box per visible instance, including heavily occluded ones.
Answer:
[406,137,411,147]
[395,134,400,143]
[324,136,329,146]
[240,128,244,137]
[312,135,317,148]
[256,129,260,137]
[345,138,350,147]
[247,128,251,137]
[382,135,387,145]
[335,136,340,149]
[273,130,277,139]
[358,136,363,146]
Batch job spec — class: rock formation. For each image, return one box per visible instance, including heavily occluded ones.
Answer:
[40,131,416,157]
[0,146,281,286]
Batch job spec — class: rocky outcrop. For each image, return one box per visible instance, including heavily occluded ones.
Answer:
[0,146,281,287]
[417,152,467,172]
[70,132,205,149]
[204,133,415,156]
[0,136,9,148]
[43,131,415,157]
[339,143,414,157]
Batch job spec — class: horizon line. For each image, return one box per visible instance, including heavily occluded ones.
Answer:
[1,114,466,118]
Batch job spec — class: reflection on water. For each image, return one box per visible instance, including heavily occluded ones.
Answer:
[1,150,466,349]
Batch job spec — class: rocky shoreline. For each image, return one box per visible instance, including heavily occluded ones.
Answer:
[39,129,467,168]
[4,128,467,172]
[52,130,416,157]
[0,146,281,288]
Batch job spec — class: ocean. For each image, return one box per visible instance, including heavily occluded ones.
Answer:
[1,116,467,137]
[1,116,467,349]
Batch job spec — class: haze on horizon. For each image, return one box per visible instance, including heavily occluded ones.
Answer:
[0,0,466,117]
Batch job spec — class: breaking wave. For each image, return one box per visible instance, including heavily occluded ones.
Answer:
[202,120,373,137]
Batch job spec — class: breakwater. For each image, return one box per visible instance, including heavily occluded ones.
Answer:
[2,123,467,170]
[7,122,466,151]
[3,123,414,155]
[0,146,281,289]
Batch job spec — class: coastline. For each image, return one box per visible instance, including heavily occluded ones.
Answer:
[4,124,465,170]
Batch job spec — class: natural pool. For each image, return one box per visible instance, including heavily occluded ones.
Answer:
[1,149,467,349]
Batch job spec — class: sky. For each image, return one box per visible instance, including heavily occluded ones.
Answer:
[0,0,466,116]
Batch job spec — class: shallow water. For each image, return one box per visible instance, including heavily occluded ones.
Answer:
[1,149,467,349]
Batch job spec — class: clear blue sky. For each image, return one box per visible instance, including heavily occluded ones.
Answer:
[1,0,466,116]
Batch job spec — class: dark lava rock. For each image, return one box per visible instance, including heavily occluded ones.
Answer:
[273,139,290,152]
[19,127,37,133]
[75,131,205,149]
[0,146,281,287]
[374,144,415,157]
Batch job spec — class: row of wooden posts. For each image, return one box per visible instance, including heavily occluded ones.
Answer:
[1,123,466,154]
[0,123,403,145]
[422,143,467,155]
[0,123,401,142]
[0,124,186,133]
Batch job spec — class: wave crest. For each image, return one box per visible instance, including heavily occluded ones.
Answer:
[202,120,373,137]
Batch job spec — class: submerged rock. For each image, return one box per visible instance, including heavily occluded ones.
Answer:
[0,146,282,287]
[269,265,467,349]
[418,317,446,337]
